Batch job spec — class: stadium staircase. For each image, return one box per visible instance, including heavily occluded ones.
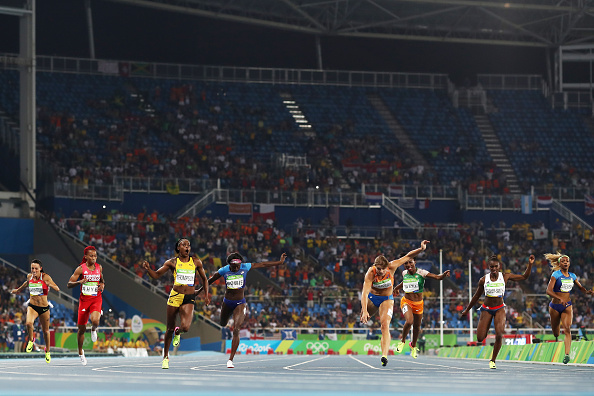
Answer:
[473,114,521,194]
[551,200,592,231]
[366,92,430,171]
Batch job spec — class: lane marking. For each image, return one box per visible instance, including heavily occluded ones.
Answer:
[283,355,329,370]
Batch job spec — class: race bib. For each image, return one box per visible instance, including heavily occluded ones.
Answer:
[372,278,392,289]
[485,282,504,297]
[226,274,244,289]
[82,282,98,296]
[403,279,419,293]
[560,279,574,293]
[29,284,43,296]
[175,268,195,285]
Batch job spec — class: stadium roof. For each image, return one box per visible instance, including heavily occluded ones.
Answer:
[106,0,594,48]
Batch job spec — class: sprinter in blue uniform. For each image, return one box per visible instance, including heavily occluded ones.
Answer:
[196,252,287,368]
[545,252,593,364]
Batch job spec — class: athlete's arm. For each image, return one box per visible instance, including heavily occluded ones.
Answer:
[142,259,173,279]
[43,274,61,292]
[10,275,30,294]
[98,265,105,293]
[67,266,85,288]
[506,255,534,282]
[251,253,287,269]
[388,240,430,271]
[360,269,374,324]
[546,276,569,303]
[574,279,594,295]
[426,270,451,280]
[460,276,485,318]
[392,282,403,297]
[194,272,222,296]
[194,257,210,305]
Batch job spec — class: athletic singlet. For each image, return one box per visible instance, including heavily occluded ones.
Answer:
[551,270,577,293]
[402,268,429,293]
[28,275,49,297]
[371,266,393,290]
[218,263,252,290]
[173,257,197,286]
[80,263,101,298]
[484,272,505,298]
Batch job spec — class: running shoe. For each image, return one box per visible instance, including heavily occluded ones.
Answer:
[227,360,235,368]
[409,342,419,359]
[162,357,169,369]
[91,329,98,342]
[563,354,570,364]
[395,341,405,354]
[45,349,51,364]
[26,339,35,353]
[172,326,181,347]
[381,356,388,367]
[489,360,496,369]
[80,352,87,366]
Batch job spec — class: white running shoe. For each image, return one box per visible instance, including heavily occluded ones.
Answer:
[227,360,234,369]
[91,329,98,342]
[80,352,88,366]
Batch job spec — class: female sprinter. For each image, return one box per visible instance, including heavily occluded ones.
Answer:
[11,259,60,363]
[392,257,450,358]
[67,246,105,366]
[195,252,287,368]
[360,240,430,367]
[460,254,534,369]
[544,252,593,364]
[142,238,210,369]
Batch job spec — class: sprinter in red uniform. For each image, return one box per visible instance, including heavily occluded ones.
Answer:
[67,246,105,366]
[11,259,60,363]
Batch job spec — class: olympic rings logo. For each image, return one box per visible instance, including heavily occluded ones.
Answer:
[306,342,329,353]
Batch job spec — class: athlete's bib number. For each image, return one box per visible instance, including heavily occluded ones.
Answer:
[226,275,244,289]
[560,279,574,292]
[29,285,43,296]
[403,280,419,293]
[485,285,504,297]
[82,283,98,296]
[373,279,392,289]
[175,271,195,285]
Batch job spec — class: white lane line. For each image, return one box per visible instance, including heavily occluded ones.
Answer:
[283,355,329,370]
[348,354,383,370]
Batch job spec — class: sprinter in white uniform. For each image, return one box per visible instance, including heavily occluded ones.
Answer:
[461,254,534,369]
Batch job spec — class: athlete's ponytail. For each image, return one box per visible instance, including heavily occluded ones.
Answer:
[544,252,568,272]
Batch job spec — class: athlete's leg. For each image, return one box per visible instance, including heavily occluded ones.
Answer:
[77,324,86,355]
[475,311,493,343]
[89,311,101,334]
[178,303,194,334]
[560,306,573,355]
[220,302,234,327]
[549,306,561,338]
[163,305,179,359]
[378,299,394,358]
[491,308,506,363]
[25,306,39,343]
[410,313,423,348]
[38,310,51,352]
[229,303,247,362]
[400,302,413,343]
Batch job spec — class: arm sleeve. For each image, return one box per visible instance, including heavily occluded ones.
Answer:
[417,269,430,278]
[243,263,252,271]
[218,265,229,276]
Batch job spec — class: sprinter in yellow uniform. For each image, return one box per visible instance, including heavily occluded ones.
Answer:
[143,238,210,369]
